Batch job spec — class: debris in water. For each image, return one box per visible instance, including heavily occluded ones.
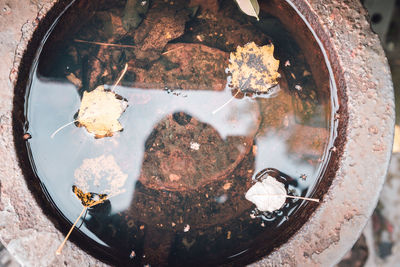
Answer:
[223,182,232,190]
[77,85,128,138]
[213,42,280,114]
[184,224,190,232]
[190,141,200,150]
[227,231,232,239]
[51,64,129,139]
[245,175,319,212]
[56,186,109,255]
[169,173,181,181]
[228,42,280,94]
[130,250,136,259]
[245,176,286,212]
[215,194,228,203]
[23,133,31,140]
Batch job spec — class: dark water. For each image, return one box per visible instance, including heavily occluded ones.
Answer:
[24,0,336,265]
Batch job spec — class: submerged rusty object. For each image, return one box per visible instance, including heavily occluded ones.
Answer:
[139,112,258,190]
[2,0,394,267]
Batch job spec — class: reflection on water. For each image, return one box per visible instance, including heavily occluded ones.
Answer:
[24,0,334,265]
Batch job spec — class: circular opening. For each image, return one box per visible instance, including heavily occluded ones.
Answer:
[13,0,340,265]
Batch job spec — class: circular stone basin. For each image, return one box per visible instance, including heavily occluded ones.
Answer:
[7,0,393,266]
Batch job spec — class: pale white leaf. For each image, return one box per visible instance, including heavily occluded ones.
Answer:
[245,176,286,212]
[234,0,260,20]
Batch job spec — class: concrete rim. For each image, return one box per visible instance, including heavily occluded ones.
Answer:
[0,0,394,266]
[254,0,395,265]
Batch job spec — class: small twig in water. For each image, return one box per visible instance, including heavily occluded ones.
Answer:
[162,46,184,55]
[262,193,319,203]
[55,198,109,255]
[74,39,135,48]
[51,120,77,139]
[111,63,129,91]
[56,206,87,255]
[285,195,319,203]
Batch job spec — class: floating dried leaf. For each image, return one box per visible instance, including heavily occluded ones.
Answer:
[56,155,128,255]
[51,64,129,139]
[72,185,108,207]
[77,85,128,138]
[245,176,286,212]
[56,186,109,255]
[229,42,280,93]
[212,42,280,114]
[245,176,319,212]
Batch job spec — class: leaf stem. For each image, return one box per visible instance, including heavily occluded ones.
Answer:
[56,206,87,255]
[51,120,78,139]
[74,39,135,48]
[285,195,319,203]
[162,46,184,55]
[212,90,240,114]
[55,198,108,255]
[111,63,129,91]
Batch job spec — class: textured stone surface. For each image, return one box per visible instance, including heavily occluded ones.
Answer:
[0,0,394,267]
[129,43,229,91]
[0,0,107,266]
[251,0,395,266]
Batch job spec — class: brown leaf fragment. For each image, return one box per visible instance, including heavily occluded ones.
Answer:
[77,85,128,138]
[72,185,108,207]
[56,185,109,255]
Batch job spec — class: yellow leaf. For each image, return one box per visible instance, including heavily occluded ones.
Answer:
[228,42,280,93]
[77,85,128,138]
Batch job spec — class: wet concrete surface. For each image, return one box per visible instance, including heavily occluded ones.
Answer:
[336,1,400,266]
